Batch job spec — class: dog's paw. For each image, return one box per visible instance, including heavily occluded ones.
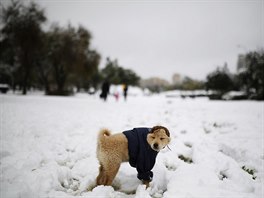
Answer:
[142,180,151,189]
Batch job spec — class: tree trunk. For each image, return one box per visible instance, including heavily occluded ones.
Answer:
[22,69,29,95]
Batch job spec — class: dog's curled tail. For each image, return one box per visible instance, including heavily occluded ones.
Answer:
[98,128,111,139]
[97,129,111,154]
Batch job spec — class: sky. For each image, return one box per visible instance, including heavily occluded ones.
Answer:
[22,0,264,81]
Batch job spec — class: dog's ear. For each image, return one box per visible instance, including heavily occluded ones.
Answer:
[150,126,170,137]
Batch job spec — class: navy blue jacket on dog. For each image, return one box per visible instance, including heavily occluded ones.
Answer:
[123,128,158,181]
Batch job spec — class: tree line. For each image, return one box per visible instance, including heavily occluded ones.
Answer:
[0,1,140,95]
[205,50,263,100]
[146,49,263,100]
[0,1,263,100]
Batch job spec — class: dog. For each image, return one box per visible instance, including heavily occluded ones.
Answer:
[96,126,171,188]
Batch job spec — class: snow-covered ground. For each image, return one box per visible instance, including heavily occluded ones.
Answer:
[1,93,263,198]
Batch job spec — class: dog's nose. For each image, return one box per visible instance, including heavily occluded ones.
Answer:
[154,143,159,149]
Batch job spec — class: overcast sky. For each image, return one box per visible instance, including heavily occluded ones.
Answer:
[35,0,263,81]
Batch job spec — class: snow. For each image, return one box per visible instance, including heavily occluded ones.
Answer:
[1,93,263,198]
[109,85,147,97]
[222,91,247,100]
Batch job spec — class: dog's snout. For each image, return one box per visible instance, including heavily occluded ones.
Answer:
[153,143,159,149]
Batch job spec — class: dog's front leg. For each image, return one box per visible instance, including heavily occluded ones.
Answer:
[142,180,150,188]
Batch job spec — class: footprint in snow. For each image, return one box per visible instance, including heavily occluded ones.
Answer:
[184,142,193,148]
[178,154,193,164]
[180,130,187,134]
[164,161,177,171]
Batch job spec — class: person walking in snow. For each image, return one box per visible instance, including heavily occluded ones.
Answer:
[100,80,110,101]
[123,84,128,101]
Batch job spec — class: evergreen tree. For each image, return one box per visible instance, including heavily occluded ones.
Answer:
[0,0,46,94]
[101,58,140,86]
[206,64,234,95]
[237,50,264,100]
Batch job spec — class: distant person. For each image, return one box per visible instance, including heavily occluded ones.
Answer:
[113,88,119,102]
[123,84,128,101]
[114,92,119,102]
[100,81,110,101]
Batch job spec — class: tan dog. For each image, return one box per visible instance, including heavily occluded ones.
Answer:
[96,126,171,188]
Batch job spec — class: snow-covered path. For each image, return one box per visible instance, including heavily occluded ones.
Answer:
[1,94,263,198]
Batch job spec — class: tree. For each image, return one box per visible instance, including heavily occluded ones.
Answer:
[205,64,234,95]
[70,26,100,91]
[43,24,100,95]
[181,77,204,90]
[34,32,53,93]
[74,49,100,92]
[237,50,264,100]
[101,58,140,86]
[83,50,101,90]
[47,25,77,94]
[0,0,46,94]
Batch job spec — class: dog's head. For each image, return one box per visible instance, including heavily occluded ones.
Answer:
[147,126,171,152]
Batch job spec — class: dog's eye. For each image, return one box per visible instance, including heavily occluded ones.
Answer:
[151,136,155,139]
[160,138,164,140]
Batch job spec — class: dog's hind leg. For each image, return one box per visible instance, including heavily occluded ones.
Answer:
[96,164,107,185]
[104,162,121,186]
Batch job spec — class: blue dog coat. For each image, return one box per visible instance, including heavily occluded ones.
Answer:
[123,128,158,181]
